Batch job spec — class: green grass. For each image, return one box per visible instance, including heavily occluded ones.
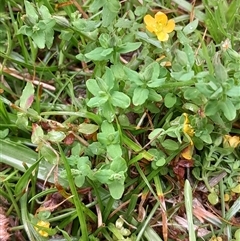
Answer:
[1,0,240,240]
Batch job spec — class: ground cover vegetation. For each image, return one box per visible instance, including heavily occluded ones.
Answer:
[0,0,240,240]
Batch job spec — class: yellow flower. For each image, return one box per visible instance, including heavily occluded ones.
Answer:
[144,11,175,42]
[223,135,240,148]
[35,220,50,237]
[181,114,195,160]
[181,144,194,160]
[183,113,194,138]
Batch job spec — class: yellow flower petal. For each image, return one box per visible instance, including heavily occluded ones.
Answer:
[164,19,175,33]
[156,31,169,41]
[35,221,50,237]
[181,144,194,160]
[144,15,156,33]
[183,113,194,137]
[223,135,240,148]
[155,12,168,25]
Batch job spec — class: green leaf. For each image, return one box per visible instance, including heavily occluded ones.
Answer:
[108,180,124,199]
[78,123,99,135]
[147,78,165,88]
[208,192,219,205]
[175,49,189,66]
[17,25,33,36]
[87,95,108,108]
[117,42,142,54]
[161,139,179,151]
[107,144,122,158]
[44,27,55,49]
[124,67,143,86]
[99,33,110,49]
[205,100,219,116]
[143,62,160,81]
[31,30,45,49]
[47,130,66,143]
[75,175,85,187]
[31,124,44,144]
[100,120,115,134]
[102,0,121,27]
[85,47,113,61]
[38,5,51,19]
[86,79,102,94]
[101,101,115,122]
[148,89,163,102]
[110,156,127,173]
[111,91,130,108]
[94,169,115,184]
[20,82,35,110]
[132,87,149,106]
[164,93,177,108]
[24,0,38,25]
[102,67,115,91]
[88,142,105,155]
[183,19,198,35]
[226,86,240,97]
[219,99,236,121]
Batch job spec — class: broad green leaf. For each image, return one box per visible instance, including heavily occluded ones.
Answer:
[0,129,9,139]
[99,33,110,49]
[147,78,165,88]
[111,91,130,108]
[31,30,45,49]
[161,139,179,151]
[100,120,115,134]
[47,130,66,143]
[117,42,142,54]
[175,49,189,66]
[184,44,195,68]
[208,192,219,205]
[171,70,194,81]
[85,47,113,61]
[94,169,115,184]
[183,19,198,35]
[204,100,219,116]
[108,180,124,199]
[136,32,162,48]
[147,89,162,102]
[75,175,85,187]
[143,62,159,81]
[24,0,38,25]
[124,67,143,85]
[88,142,105,155]
[226,86,240,97]
[148,128,164,140]
[219,99,236,121]
[20,82,34,110]
[17,25,32,36]
[87,95,108,108]
[101,101,115,122]
[164,93,177,108]
[45,27,55,49]
[103,67,115,91]
[102,0,120,27]
[133,87,149,106]
[86,79,101,94]
[107,144,122,158]
[39,5,51,19]
[110,156,127,173]
[78,123,99,135]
